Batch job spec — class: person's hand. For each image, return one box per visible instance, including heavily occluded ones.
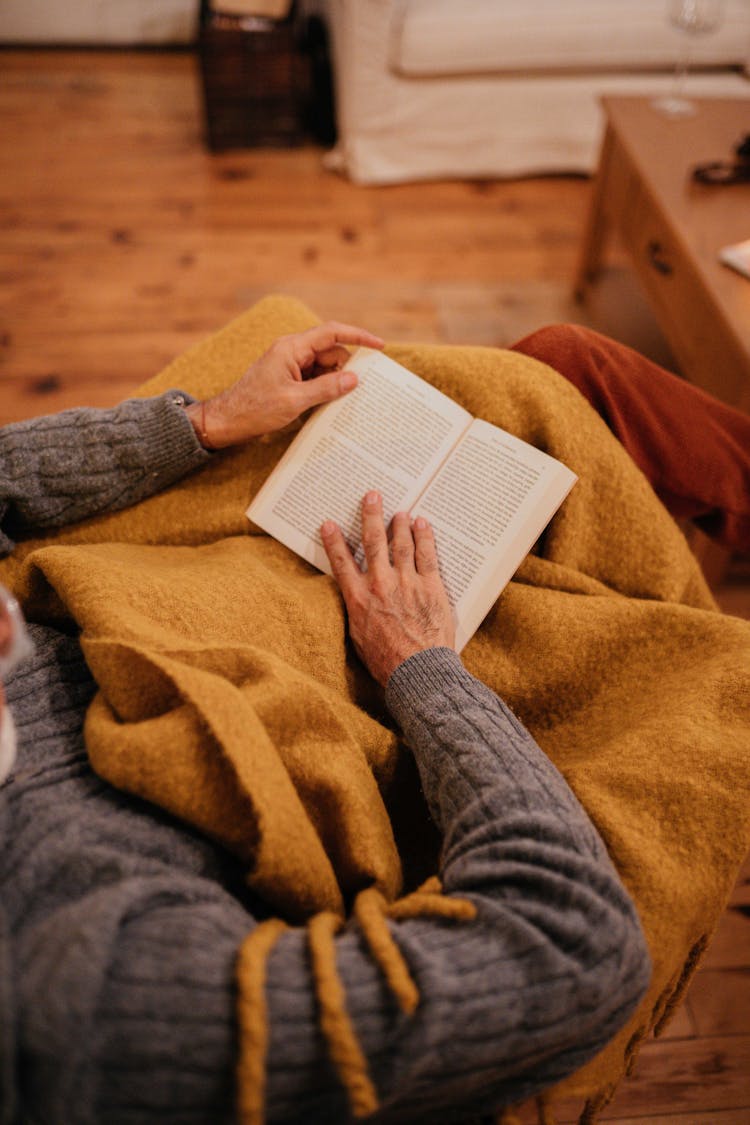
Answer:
[321,492,456,687]
[185,321,384,449]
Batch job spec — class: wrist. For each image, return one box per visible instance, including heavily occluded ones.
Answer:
[185,401,219,451]
[378,641,454,688]
[380,644,426,686]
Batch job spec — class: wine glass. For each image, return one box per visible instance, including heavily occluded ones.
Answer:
[653,0,726,117]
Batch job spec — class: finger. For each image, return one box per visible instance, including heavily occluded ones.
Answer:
[389,511,416,573]
[321,520,362,599]
[303,343,351,374]
[359,492,391,579]
[412,516,441,577]
[301,321,385,360]
[297,367,358,410]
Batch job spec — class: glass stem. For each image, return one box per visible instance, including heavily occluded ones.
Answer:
[672,34,694,104]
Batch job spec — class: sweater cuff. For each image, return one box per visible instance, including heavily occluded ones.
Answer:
[385,647,470,728]
[138,390,211,481]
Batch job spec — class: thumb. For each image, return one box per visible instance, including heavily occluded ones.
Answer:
[300,368,358,409]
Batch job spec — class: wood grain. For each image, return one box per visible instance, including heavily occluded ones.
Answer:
[1,49,749,1125]
[4,50,675,424]
[576,98,750,414]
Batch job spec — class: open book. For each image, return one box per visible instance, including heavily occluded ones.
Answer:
[246,348,577,651]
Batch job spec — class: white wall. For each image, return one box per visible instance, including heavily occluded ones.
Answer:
[0,0,198,44]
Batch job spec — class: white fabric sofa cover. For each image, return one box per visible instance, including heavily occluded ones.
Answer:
[0,0,197,44]
[325,0,750,184]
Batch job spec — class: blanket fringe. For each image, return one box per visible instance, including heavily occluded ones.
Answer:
[238,877,478,1122]
[308,877,477,1118]
[388,876,477,924]
[653,934,708,1037]
[354,878,478,1018]
[308,911,380,1118]
[579,1085,616,1125]
[536,1092,557,1124]
[236,918,289,1125]
[354,887,420,1015]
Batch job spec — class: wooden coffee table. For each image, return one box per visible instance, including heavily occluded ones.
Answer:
[575,97,750,414]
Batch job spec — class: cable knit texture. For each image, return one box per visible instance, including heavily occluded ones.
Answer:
[1,295,749,1125]
[0,389,206,557]
[0,379,649,1124]
[1,627,649,1124]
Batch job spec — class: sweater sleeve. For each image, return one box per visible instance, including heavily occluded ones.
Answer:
[4,643,651,1125]
[261,648,651,1123]
[0,391,210,555]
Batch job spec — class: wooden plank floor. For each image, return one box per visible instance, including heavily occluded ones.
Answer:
[1,49,749,1125]
[0,49,679,424]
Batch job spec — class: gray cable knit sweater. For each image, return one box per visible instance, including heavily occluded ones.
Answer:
[0,393,650,1125]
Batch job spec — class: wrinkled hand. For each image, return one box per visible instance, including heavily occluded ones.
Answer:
[321,492,456,686]
[186,321,384,448]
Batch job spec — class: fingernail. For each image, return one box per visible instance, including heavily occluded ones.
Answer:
[339,371,357,392]
[320,520,336,538]
[365,491,380,506]
[414,517,427,529]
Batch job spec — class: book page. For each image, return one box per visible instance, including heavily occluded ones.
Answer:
[412,418,577,651]
[246,348,471,573]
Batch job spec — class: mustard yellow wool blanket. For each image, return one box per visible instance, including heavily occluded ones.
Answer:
[3,296,750,1123]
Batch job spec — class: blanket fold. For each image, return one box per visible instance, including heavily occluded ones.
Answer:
[2,295,749,1119]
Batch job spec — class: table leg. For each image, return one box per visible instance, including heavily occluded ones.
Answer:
[573,124,614,300]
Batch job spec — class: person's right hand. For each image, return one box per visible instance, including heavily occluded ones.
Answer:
[321,492,456,686]
[185,321,384,449]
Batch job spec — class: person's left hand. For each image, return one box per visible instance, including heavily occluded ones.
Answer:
[321,492,456,687]
[185,321,384,449]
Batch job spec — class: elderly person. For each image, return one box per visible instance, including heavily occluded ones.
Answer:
[0,320,665,1123]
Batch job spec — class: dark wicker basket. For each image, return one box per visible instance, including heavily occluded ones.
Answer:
[198,1,310,150]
